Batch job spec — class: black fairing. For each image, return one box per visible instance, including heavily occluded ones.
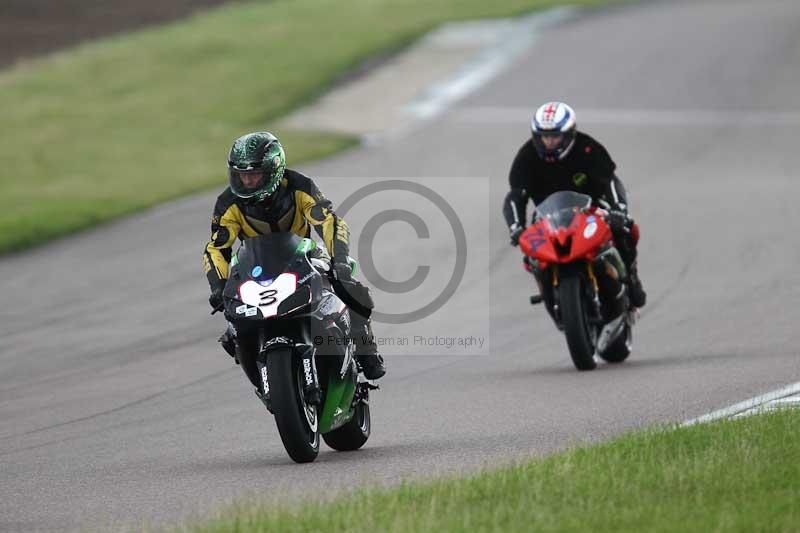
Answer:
[223,234,315,319]
[222,234,350,354]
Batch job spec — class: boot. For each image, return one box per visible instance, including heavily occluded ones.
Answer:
[218,323,237,359]
[627,262,647,308]
[351,317,385,380]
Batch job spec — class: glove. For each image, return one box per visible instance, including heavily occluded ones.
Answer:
[509,224,524,246]
[332,261,353,283]
[209,280,226,311]
[606,210,631,234]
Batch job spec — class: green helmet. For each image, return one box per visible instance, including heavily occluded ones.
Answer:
[227,132,286,202]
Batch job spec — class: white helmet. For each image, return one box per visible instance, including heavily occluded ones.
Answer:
[531,101,577,162]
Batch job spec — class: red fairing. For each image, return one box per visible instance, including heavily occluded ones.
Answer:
[520,221,557,265]
[520,210,613,265]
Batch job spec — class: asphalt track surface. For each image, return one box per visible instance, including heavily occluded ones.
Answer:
[2,1,800,530]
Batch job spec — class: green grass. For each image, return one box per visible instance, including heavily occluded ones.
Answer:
[188,409,800,532]
[0,0,613,255]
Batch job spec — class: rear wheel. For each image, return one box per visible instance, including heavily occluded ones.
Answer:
[323,398,370,451]
[267,347,320,463]
[560,273,597,371]
[599,321,632,363]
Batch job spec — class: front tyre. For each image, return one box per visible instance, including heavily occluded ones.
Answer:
[267,347,320,463]
[560,273,597,371]
[322,400,370,451]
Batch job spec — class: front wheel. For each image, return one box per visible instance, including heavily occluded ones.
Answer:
[267,347,320,463]
[560,273,597,371]
[322,399,370,451]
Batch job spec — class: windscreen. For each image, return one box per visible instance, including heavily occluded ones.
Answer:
[235,233,304,280]
[534,191,592,228]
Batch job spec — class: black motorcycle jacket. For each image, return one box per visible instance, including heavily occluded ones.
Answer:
[503,131,626,228]
[203,169,350,290]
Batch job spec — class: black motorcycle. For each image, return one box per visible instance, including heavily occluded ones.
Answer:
[220,233,374,463]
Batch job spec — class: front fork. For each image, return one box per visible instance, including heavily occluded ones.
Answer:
[584,262,603,323]
[300,345,321,405]
[254,335,322,413]
[530,261,603,327]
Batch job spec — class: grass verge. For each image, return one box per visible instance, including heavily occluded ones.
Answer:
[188,408,800,532]
[0,0,614,255]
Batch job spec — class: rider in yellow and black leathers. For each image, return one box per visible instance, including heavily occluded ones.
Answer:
[203,131,385,380]
[203,168,349,285]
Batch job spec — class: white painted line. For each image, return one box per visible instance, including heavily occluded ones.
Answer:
[682,381,800,426]
[773,397,800,405]
[455,106,800,126]
[405,7,576,120]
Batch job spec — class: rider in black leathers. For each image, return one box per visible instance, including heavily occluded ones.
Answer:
[503,102,646,308]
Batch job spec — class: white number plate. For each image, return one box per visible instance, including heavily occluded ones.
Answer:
[238,273,298,318]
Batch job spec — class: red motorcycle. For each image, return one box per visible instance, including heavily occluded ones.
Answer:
[518,191,635,370]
